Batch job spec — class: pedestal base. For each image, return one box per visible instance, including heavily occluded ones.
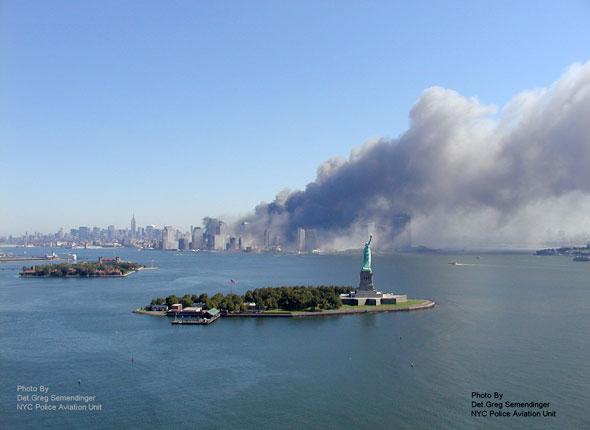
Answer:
[359,270,374,291]
[341,294,408,306]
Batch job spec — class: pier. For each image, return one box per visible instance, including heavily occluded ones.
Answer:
[171,314,221,325]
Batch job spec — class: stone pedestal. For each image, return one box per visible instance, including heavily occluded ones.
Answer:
[359,270,374,292]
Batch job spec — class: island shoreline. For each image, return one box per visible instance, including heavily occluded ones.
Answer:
[226,299,436,318]
[133,299,436,319]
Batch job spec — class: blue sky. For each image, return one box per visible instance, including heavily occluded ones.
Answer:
[2,0,589,235]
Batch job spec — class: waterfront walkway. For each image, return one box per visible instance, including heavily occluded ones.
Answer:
[224,300,436,318]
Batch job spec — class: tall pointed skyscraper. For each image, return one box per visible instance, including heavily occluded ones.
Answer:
[130,214,136,238]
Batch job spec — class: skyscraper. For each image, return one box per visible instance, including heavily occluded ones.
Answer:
[297,228,306,253]
[78,226,90,241]
[211,234,226,251]
[205,218,221,235]
[130,215,136,238]
[263,229,270,249]
[239,221,249,236]
[191,227,203,249]
[204,217,222,249]
[178,237,189,251]
[162,226,176,250]
[145,224,155,240]
[107,225,116,241]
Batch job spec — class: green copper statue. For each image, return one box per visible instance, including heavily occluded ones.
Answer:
[362,235,373,272]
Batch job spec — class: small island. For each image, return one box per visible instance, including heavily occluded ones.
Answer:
[20,256,143,278]
[135,235,435,324]
[135,286,434,321]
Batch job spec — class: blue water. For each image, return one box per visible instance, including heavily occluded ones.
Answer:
[0,248,588,429]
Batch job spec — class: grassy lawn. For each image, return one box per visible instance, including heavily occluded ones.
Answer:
[260,299,427,314]
[261,307,339,313]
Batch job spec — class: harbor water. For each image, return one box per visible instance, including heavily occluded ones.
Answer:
[0,248,588,429]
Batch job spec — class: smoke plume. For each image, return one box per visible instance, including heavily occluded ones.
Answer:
[240,62,590,249]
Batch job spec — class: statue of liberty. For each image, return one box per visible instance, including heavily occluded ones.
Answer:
[361,235,372,272]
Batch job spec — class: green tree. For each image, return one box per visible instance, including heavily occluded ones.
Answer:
[166,295,180,307]
[180,296,193,309]
[210,293,224,308]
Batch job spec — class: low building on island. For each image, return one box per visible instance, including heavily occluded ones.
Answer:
[169,303,182,313]
[166,304,220,320]
[340,235,408,306]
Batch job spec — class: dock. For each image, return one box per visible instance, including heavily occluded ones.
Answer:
[171,314,221,325]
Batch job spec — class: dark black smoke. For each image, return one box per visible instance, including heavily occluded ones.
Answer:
[240,62,590,249]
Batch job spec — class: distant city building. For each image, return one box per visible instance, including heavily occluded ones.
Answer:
[227,236,239,251]
[178,238,189,251]
[78,226,90,241]
[297,228,306,253]
[107,225,116,241]
[145,224,155,240]
[130,215,136,238]
[162,226,176,250]
[263,229,270,249]
[239,222,249,236]
[205,218,221,235]
[211,234,226,251]
[203,218,230,250]
[219,221,227,235]
[191,227,203,249]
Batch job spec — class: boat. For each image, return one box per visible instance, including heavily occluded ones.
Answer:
[573,255,590,262]
[448,261,459,265]
[0,252,59,262]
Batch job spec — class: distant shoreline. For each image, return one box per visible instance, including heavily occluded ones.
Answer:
[0,244,548,255]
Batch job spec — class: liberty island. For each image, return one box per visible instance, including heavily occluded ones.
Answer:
[136,235,433,320]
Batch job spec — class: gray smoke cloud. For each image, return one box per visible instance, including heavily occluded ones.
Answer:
[240,61,590,249]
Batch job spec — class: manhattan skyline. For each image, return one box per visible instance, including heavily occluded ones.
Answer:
[2,1,590,247]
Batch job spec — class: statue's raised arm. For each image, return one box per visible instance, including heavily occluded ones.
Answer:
[362,235,373,272]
